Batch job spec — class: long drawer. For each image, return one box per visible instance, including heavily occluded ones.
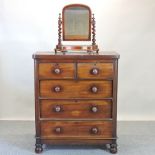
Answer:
[40,121,113,139]
[40,80,112,98]
[40,100,112,119]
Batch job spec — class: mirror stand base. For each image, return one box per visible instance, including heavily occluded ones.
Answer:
[54,45,99,54]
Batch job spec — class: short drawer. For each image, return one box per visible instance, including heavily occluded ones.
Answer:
[77,63,113,79]
[40,80,112,98]
[40,121,112,139]
[38,63,75,79]
[40,100,112,119]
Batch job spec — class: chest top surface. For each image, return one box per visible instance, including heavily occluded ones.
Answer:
[33,51,120,60]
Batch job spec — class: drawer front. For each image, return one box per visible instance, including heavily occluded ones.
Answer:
[40,80,112,98]
[38,63,75,79]
[78,63,113,79]
[40,100,112,119]
[41,121,112,139]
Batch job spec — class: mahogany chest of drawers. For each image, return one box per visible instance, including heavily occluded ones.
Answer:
[33,51,120,153]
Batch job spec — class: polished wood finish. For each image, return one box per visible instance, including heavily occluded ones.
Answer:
[57,13,62,49]
[40,100,112,119]
[78,63,113,79]
[41,121,112,139]
[40,80,112,98]
[33,51,119,60]
[41,139,116,145]
[57,45,98,52]
[92,14,96,46]
[39,63,74,79]
[33,51,119,154]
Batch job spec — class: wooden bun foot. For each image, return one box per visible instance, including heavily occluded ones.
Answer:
[110,144,117,154]
[35,144,43,153]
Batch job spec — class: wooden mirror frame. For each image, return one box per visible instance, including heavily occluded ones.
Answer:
[62,4,91,41]
[55,4,99,54]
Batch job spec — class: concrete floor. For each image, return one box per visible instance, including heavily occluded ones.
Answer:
[0,121,155,155]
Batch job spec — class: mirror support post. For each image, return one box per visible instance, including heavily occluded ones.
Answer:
[57,13,62,51]
[55,13,62,54]
[92,14,96,46]
[91,14,99,54]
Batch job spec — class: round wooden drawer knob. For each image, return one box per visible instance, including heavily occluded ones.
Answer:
[54,86,61,92]
[91,68,99,75]
[91,86,98,93]
[54,105,61,112]
[91,127,99,134]
[54,68,61,74]
[54,127,62,133]
[91,106,98,113]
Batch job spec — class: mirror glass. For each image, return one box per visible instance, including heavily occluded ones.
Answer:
[63,5,91,41]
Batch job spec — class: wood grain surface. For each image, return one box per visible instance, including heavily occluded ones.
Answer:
[40,80,112,98]
[40,100,112,119]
